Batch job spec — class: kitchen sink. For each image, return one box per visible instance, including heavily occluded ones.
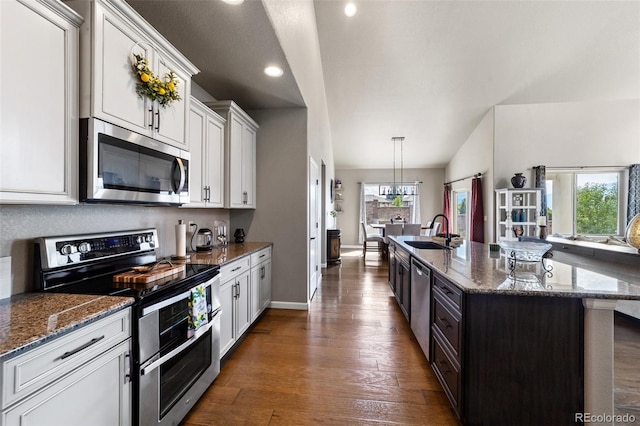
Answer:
[404,241,450,250]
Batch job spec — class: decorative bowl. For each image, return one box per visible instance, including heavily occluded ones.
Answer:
[499,241,552,263]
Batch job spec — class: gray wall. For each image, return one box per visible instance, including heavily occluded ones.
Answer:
[0,204,229,295]
[231,108,309,305]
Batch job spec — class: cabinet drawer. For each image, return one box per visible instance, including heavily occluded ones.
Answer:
[220,256,250,280]
[250,246,271,266]
[432,294,461,360]
[433,274,462,308]
[432,336,460,413]
[2,308,131,409]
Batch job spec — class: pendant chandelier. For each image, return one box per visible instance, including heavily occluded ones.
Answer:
[391,136,404,197]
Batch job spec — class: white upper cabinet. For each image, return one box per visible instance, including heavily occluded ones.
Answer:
[66,0,198,149]
[0,0,82,204]
[185,98,225,208]
[207,101,259,209]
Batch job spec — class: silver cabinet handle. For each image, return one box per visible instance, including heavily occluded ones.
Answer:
[149,107,154,129]
[155,109,160,132]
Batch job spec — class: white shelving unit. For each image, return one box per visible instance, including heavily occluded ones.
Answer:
[495,188,542,241]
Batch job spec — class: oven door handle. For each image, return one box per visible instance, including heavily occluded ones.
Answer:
[140,313,218,376]
[142,287,193,316]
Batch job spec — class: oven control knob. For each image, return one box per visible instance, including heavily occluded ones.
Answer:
[136,235,144,244]
[59,244,75,255]
[145,234,153,243]
[77,242,91,253]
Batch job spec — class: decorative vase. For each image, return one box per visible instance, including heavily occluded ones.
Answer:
[511,173,526,188]
[625,213,640,250]
[233,228,246,244]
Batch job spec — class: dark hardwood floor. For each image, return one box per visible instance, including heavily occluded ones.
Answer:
[614,313,640,424]
[182,248,640,425]
[182,249,458,425]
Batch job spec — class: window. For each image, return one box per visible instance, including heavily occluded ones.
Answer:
[546,169,627,236]
[362,183,419,225]
[453,190,469,239]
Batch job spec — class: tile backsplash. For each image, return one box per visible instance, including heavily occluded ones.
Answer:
[0,204,229,294]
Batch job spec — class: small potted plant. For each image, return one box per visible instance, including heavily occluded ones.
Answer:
[329,210,338,228]
[335,179,342,189]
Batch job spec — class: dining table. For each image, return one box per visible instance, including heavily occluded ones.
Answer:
[370,223,429,236]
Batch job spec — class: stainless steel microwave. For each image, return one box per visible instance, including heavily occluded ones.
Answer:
[80,118,190,205]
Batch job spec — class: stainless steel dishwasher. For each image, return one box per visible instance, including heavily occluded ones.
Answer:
[410,258,431,361]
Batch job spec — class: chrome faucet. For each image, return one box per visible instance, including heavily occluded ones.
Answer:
[429,214,451,246]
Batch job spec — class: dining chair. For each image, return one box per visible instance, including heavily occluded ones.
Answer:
[402,223,422,236]
[361,221,385,258]
[428,222,441,236]
[383,224,403,245]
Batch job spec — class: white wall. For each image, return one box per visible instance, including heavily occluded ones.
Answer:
[446,109,495,243]
[334,168,445,246]
[446,100,640,242]
[493,100,640,188]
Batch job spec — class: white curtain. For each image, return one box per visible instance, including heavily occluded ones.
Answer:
[359,182,366,244]
[411,185,421,225]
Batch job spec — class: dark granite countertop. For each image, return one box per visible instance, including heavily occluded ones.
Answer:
[391,236,640,300]
[0,293,134,360]
[0,242,270,359]
[174,242,272,266]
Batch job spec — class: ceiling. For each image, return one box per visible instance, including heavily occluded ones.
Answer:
[128,0,640,170]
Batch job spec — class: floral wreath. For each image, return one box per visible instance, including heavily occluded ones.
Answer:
[131,53,181,107]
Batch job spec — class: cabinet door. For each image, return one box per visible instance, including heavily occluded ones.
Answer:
[219,278,235,357]
[260,259,272,311]
[2,339,131,426]
[0,0,79,204]
[187,104,206,205]
[235,271,251,337]
[205,113,225,208]
[227,115,245,208]
[95,4,149,135]
[241,124,257,208]
[153,56,189,148]
[250,266,262,322]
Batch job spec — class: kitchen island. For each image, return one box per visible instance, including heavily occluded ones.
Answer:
[389,235,640,426]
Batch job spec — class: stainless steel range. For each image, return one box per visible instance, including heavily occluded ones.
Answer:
[33,229,220,426]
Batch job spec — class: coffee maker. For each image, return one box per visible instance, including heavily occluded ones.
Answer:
[191,225,213,252]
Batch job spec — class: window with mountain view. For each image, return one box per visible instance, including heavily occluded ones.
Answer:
[546,170,625,236]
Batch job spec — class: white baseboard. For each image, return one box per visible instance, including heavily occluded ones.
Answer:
[341,244,361,249]
[269,301,309,310]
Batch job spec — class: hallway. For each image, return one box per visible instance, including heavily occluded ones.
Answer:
[182,249,458,425]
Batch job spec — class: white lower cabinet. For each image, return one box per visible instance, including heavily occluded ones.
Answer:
[219,247,272,357]
[1,308,132,425]
[219,258,251,357]
[250,247,272,321]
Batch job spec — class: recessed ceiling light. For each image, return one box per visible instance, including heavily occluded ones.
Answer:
[221,0,244,5]
[264,66,284,78]
[344,2,357,17]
